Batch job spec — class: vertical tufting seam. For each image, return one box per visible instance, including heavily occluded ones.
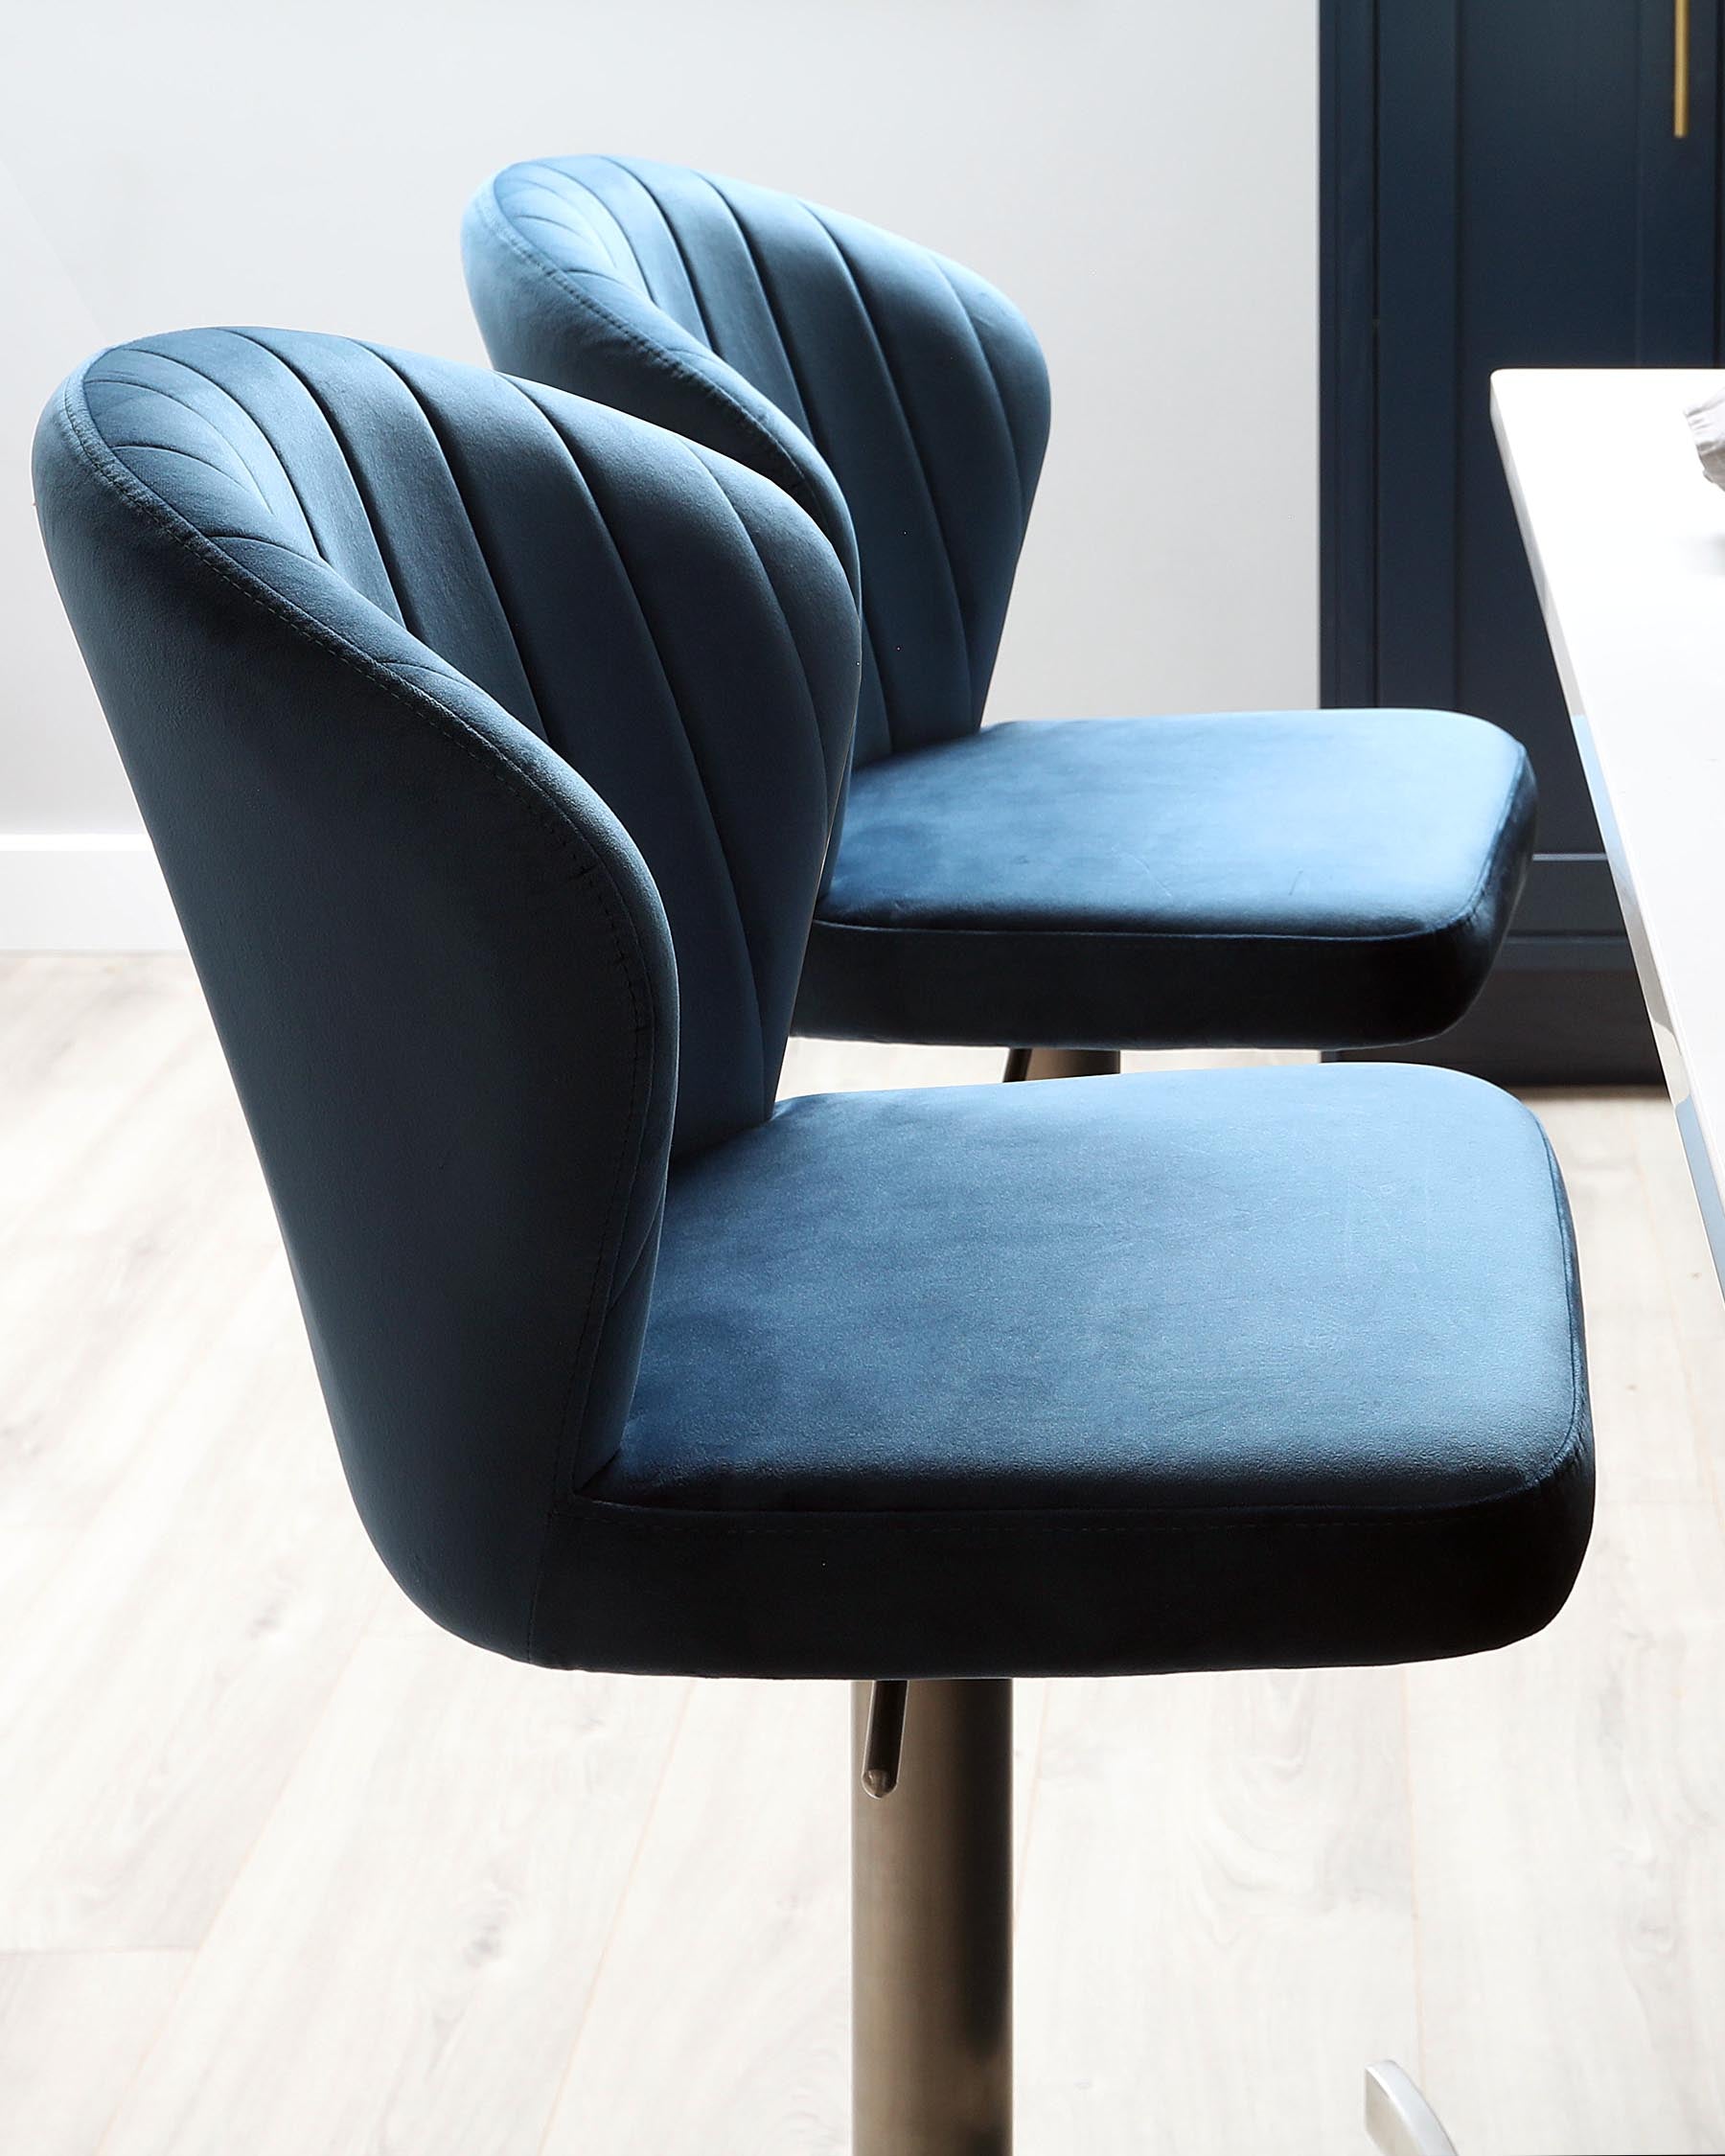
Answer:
[94,363,276,504]
[691,173,895,755]
[802,205,977,730]
[201,530,344,564]
[565,431,773,1117]
[500,378,806,1044]
[928,260,1035,529]
[221,333,417,628]
[98,352,315,537]
[682,444,854,1100]
[642,165,813,436]
[246,334,533,707]
[677,175,816,427]
[512,162,645,284]
[689,453,828,737]
[472,180,838,557]
[109,439,271,490]
[592,156,722,349]
[356,345,552,739]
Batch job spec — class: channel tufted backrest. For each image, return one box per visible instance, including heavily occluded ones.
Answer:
[34,329,858,1659]
[463,156,1051,768]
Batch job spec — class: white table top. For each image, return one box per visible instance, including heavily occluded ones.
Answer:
[1493,367,1725,1273]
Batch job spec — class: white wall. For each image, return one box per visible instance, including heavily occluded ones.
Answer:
[0,0,1319,943]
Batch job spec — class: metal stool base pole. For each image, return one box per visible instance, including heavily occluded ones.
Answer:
[852,1678,1014,2155]
[1001,1045,1122,1082]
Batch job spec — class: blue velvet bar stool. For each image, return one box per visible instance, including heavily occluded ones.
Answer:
[35,330,1592,2155]
[463,156,1536,1080]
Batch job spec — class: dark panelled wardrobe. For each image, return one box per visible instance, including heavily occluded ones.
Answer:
[1323,0,1722,1081]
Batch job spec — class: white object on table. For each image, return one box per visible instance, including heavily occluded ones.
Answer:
[1493,367,1725,1278]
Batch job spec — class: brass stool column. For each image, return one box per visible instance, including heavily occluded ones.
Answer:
[852,1679,1014,2155]
[1002,1047,1122,1082]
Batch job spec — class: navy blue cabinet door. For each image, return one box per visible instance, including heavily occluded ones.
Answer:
[1324,0,1720,1072]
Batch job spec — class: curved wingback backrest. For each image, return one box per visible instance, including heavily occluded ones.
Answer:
[463,156,1051,768]
[34,330,858,1659]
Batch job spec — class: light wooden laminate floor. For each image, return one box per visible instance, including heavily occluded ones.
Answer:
[2,953,1723,2155]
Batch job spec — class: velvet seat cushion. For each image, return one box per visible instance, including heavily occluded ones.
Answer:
[532,1063,1591,1678]
[795,708,1535,1050]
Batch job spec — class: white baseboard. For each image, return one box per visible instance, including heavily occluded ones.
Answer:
[0,835,185,952]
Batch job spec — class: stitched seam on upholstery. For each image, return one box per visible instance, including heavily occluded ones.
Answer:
[677,169,819,444]
[930,259,1034,526]
[689,451,824,735]
[533,939,656,1633]
[510,162,644,282]
[573,442,773,1112]
[55,368,661,1662]
[800,201,975,735]
[818,738,1532,947]
[513,195,641,285]
[688,172,887,729]
[473,185,826,530]
[383,370,677,1342]
[55,380,597,845]
[565,1418,1590,1536]
[204,530,328,556]
[112,439,272,492]
[602,1197,662,1316]
[1535,1117,1588,1479]
[494,360,835,875]
[134,346,340,562]
[91,360,281,510]
[358,344,552,736]
[590,157,721,348]
[389,654,492,689]
[225,331,422,628]
[678,448,840,1120]
[478,172,867,759]
[513,211,647,271]
[816,758,1531,951]
[810,914,1497,949]
[1432,753,1531,945]
[503,240,665,307]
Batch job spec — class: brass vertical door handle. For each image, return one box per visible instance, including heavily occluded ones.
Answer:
[1675,0,1691,138]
